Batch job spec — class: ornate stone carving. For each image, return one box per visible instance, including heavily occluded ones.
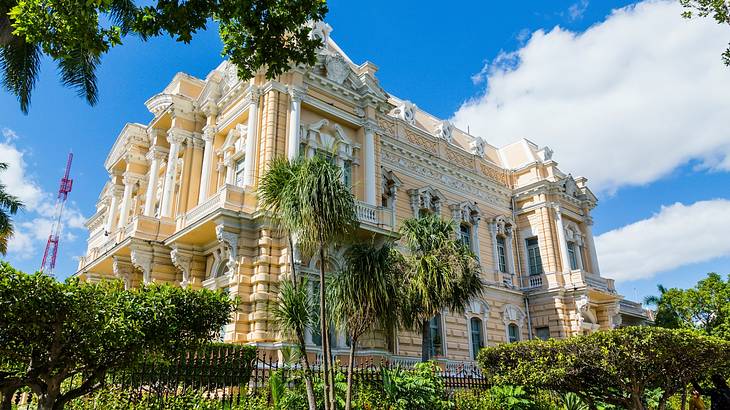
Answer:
[466,300,490,317]
[537,146,553,162]
[450,201,481,226]
[434,120,454,143]
[325,53,351,85]
[445,148,473,168]
[479,163,508,186]
[502,304,525,326]
[408,187,443,216]
[112,256,132,289]
[405,129,438,153]
[377,116,395,136]
[215,225,239,276]
[492,215,514,237]
[469,137,487,157]
[289,87,307,104]
[389,100,417,125]
[170,247,193,287]
[130,249,152,284]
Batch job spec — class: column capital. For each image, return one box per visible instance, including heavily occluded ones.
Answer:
[146,146,168,161]
[111,184,125,197]
[202,125,216,142]
[122,173,143,186]
[288,86,307,103]
[244,86,261,105]
[167,128,189,146]
[190,135,205,150]
[583,216,594,226]
[201,99,218,116]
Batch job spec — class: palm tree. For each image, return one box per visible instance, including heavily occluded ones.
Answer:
[270,279,317,410]
[0,163,24,255]
[285,154,358,410]
[260,154,357,410]
[328,241,402,410]
[397,214,484,362]
[259,157,317,410]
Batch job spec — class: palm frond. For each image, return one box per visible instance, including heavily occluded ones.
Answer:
[1,33,41,113]
[270,279,316,339]
[58,46,100,106]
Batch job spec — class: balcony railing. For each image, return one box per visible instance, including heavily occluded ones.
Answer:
[355,201,395,229]
[527,275,543,289]
[619,299,651,318]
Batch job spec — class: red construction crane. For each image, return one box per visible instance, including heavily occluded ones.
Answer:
[40,153,74,276]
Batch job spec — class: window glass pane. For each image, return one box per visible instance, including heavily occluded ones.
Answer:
[234,158,245,187]
[343,161,352,188]
[567,242,578,270]
[526,237,543,275]
[497,237,507,273]
[470,318,483,359]
[459,224,471,250]
[508,324,520,343]
[429,314,443,357]
[536,327,550,341]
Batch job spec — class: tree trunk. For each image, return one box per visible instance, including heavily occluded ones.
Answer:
[319,244,333,410]
[0,389,15,410]
[681,386,687,410]
[287,234,297,286]
[297,332,317,410]
[421,319,431,362]
[345,338,357,410]
[37,390,59,410]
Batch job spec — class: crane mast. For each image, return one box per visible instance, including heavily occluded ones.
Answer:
[40,153,74,276]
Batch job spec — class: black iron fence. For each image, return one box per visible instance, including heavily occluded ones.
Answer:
[10,348,489,408]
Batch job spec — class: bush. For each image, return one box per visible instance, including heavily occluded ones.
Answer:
[452,386,559,410]
[380,362,450,410]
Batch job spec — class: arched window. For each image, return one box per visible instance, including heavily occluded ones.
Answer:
[508,323,520,343]
[470,317,484,359]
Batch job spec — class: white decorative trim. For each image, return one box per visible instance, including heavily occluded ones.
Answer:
[215,225,239,278]
[130,248,153,284]
[389,100,417,125]
[170,247,193,287]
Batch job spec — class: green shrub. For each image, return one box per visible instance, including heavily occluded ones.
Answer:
[380,362,450,410]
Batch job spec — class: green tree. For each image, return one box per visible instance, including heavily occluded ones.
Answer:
[0,163,23,255]
[478,326,730,410]
[270,279,318,410]
[397,214,484,362]
[1,0,327,113]
[327,241,402,410]
[0,261,235,410]
[646,273,730,340]
[259,156,317,410]
[680,0,730,65]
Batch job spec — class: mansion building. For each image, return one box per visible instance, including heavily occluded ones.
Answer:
[76,23,651,365]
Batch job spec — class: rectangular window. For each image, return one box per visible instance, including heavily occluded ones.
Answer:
[497,236,507,273]
[470,318,484,360]
[429,314,444,357]
[536,326,550,341]
[567,242,578,270]
[234,157,246,187]
[508,323,520,343]
[526,237,543,276]
[459,224,472,251]
[343,160,352,188]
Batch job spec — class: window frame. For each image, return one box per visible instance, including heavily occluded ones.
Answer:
[507,323,520,343]
[526,237,543,276]
[428,313,444,357]
[497,236,507,273]
[469,317,484,360]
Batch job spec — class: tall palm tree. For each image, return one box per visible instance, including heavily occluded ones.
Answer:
[270,279,317,410]
[398,214,484,362]
[258,157,317,410]
[0,163,24,255]
[328,241,402,410]
[285,154,357,410]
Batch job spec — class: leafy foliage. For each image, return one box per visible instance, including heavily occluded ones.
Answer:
[0,261,235,409]
[397,214,484,361]
[380,362,450,410]
[680,0,730,66]
[645,273,730,340]
[0,163,24,255]
[478,326,730,410]
[1,0,327,112]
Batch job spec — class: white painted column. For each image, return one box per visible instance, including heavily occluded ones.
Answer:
[117,174,135,227]
[224,155,235,185]
[506,229,516,275]
[143,149,162,216]
[243,88,260,187]
[489,223,500,272]
[160,130,185,218]
[198,126,215,203]
[553,205,571,273]
[104,185,122,234]
[471,221,481,260]
[363,125,377,205]
[287,88,305,160]
[584,219,600,274]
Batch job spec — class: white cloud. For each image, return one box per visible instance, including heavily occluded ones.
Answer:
[595,199,730,282]
[452,0,730,192]
[1,128,86,261]
[567,0,589,21]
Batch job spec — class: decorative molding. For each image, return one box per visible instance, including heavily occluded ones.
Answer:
[502,304,525,327]
[434,120,454,143]
[408,186,443,216]
[170,247,193,287]
[325,53,351,84]
[215,225,239,277]
[450,201,481,226]
[469,137,487,158]
[130,248,153,284]
[445,148,473,169]
[389,101,416,125]
[404,129,438,153]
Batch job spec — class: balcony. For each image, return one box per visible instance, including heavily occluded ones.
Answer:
[526,274,543,289]
[355,201,395,230]
[176,185,246,231]
[566,270,616,293]
[619,299,651,319]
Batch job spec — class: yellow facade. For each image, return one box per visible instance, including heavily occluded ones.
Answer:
[77,23,650,365]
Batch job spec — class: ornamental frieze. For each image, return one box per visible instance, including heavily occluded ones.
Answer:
[445,148,474,169]
[405,129,438,153]
[480,163,509,186]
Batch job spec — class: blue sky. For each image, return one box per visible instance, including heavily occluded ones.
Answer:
[1,0,729,302]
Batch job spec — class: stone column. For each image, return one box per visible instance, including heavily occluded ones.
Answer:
[186,136,204,209]
[198,126,215,203]
[177,137,194,213]
[489,222,500,272]
[553,205,571,273]
[143,148,165,216]
[224,154,235,185]
[471,220,481,260]
[506,228,516,275]
[363,124,377,205]
[117,174,136,227]
[160,129,186,218]
[243,88,260,187]
[287,88,305,160]
[584,218,600,274]
[104,184,122,234]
